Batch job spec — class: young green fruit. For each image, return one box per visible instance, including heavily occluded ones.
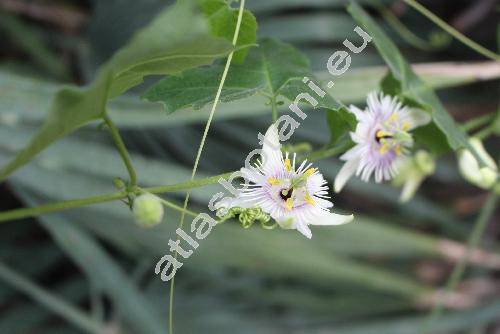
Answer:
[133,194,164,227]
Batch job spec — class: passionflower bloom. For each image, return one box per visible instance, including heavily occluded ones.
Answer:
[334,91,430,192]
[218,124,353,239]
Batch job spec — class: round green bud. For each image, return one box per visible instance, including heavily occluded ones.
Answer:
[113,177,126,190]
[133,194,164,228]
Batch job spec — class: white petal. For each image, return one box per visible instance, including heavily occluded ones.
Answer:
[215,196,251,210]
[261,124,283,171]
[311,212,354,226]
[295,222,313,239]
[334,155,361,192]
[348,105,366,120]
[407,108,431,129]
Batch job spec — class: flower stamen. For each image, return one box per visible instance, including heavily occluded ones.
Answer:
[304,193,315,206]
[304,168,316,177]
[379,144,389,154]
[268,177,281,185]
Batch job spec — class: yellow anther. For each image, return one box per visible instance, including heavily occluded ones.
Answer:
[268,177,281,185]
[305,194,315,206]
[402,122,411,131]
[376,130,391,139]
[379,144,389,154]
[304,168,316,177]
[285,198,293,211]
[284,159,292,172]
[389,113,398,122]
[395,145,402,156]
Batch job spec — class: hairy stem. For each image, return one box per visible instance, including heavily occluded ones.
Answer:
[403,0,500,61]
[0,191,127,223]
[0,172,232,223]
[422,193,498,333]
[103,113,137,188]
[169,1,247,332]
[0,137,355,224]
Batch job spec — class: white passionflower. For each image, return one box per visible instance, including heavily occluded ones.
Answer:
[218,124,353,239]
[334,91,430,192]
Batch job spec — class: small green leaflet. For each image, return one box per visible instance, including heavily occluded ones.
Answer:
[348,1,480,159]
[199,0,257,64]
[0,0,245,182]
[143,38,345,118]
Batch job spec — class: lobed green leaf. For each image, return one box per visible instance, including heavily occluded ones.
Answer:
[0,0,242,182]
[199,0,258,64]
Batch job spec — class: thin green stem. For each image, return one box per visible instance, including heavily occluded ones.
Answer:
[305,140,352,162]
[374,1,450,51]
[462,113,496,132]
[103,113,137,188]
[422,193,498,334]
[0,191,127,223]
[137,189,199,218]
[0,136,354,225]
[0,136,355,225]
[474,125,495,140]
[0,173,232,223]
[169,1,246,333]
[159,198,198,218]
[270,96,278,122]
[403,0,500,61]
[0,261,105,334]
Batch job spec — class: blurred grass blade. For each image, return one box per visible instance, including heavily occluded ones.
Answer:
[0,11,69,79]
[0,261,104,334]
[330,300,500,334]
[13,187,165,334]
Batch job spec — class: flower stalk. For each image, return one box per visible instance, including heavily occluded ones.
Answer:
[103,113,137,189]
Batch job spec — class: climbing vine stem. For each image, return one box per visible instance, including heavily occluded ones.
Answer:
[403,0,500,61]
[103,113,137,188]
[168,0,247,333]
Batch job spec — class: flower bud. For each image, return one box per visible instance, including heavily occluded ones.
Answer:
[393,150,435,202]
[133,194,164,228]
[458,138,498,190]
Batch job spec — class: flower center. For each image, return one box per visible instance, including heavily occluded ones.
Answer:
[375,129,393,144]
[268,171,316,211]
[279,188,293,201]
[375,119,413,156]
